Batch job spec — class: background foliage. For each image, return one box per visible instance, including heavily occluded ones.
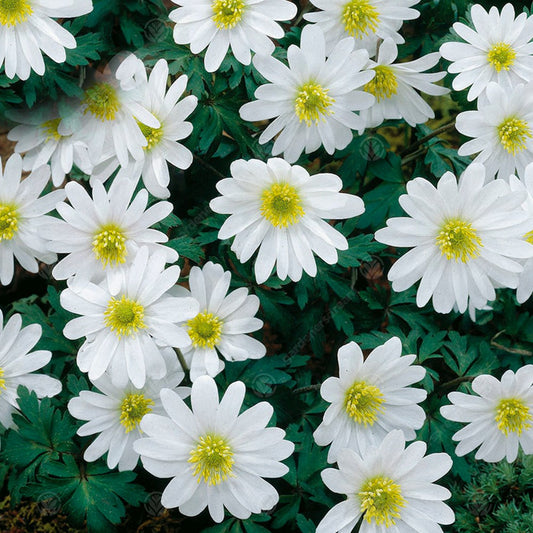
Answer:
[1,0,533,531]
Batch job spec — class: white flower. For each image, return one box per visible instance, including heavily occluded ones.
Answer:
[42,177,178,294]
[359,38,448,131]
[134,375,294,522]
[210,158,365,284]
[314,337,426,463]
[304,0,421,56]
[317,430,454,532]
[90,59,198,199]
[374,163,533,314]
[239,24,375,163]
[0,153,64,286]
[440,3,533,102]
[180,261,265,381]
[0,311,61,430]
[509,164,533,303]
[441,366,533,463]
[68,347,188,471]
[456,82,533,180]
[71,54,160,168]
[0,0,93,80]
[60,246,199,388]
[7,106,92,187]
[169,0,297,73]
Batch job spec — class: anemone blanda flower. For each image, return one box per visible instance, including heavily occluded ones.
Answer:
[374,163,533,315]
[239,24,375,163]
[304,0,421,56]
[169,0,297,73]
[314,337,426,463]
[456,82,533,180]
[42,177,178,294]
[0,0,93,80]
[7,106,92,187]
[359,38,448,131]
[210,158,365,284]
[0,311,61,430]
[90,59,197,199]
[317,430,454,532]
[0,153,64,286]
[68,347,188,472]
[60,246,199,389]
[441,366,533,463]
[440,3,533,102]
[179,261,265,381]
[134,376,294,522]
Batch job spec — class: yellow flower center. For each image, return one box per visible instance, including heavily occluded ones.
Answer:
[92,224,127,267]
[0,203,19,241]
[358,476,405,527]
[260,182,305,228]
[436,218,482,262]
[342,0,380,38]
[495,398,532,436]
[524,230,533,245]
[487,42,516,72]
[498,117,532,155]
[119,393,154,433]
[364,65,398,102]
[189,433,235,485]
[83,83,121,122]
[104,295,146,338]
[0,0,33,27]
[295,82,335,126]
[0,368,6,391]
[137,120,164,151]
[212,0,245,29]
[187,311,223,349]
[41,118,62,142]
[344,381,385,426]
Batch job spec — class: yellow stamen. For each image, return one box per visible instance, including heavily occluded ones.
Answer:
[342,0,380,39]
[344,381,385,426]
[498,117,532,155]
[137,120,164,151]
[212,0,245,29]
[364,65,398,101]
[42,118,62,142]
[436,218,482,262]
[189,433,235,485]
[495,398,532,436]
[0,0,33,27]
[83,83,121,122]
[260,182,305,228]
[0,203,19,241]
[487,42,516,72]
[358,475,405,527]
[295,82,335,126]
[119,393,154,433]
[187,312,223,349]
[104,295,145,338]
[92,224,127,267]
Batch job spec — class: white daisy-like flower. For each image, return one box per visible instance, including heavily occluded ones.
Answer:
[440,3,533,102]
[304,0,421,56]
[314,337,426,463]
[41,177,178,294]
[374,163,533,314]
[441,366,533,463]
[68,347,188,472]
[317,430,454,532]
[0,0,93,80]
[7,106,92,187]
[180,261,265,381]
[0,153,64,286]
[169,0,297,73]
[90,59,198,199]
[509,164,533,303]
[0,311,61,430]
[359,38,448,131]
[239,24,375,163]
[71,54,160,168]
[134,375,294,522]
[456,82,533,180]
[210,158,365,284]
[60,246,199,389]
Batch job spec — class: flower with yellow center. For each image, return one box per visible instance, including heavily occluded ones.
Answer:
[41,118,62,142]
[364,65,398,101]
[212,0,245,29]
[0,0,33,27]
[260,182,305,228]
[137,121,164,152]
[294,82,335,126]
[358,475,405,527]
[344,381,384,426]
[187,311,223,349]
[0,203,19,241]
[189,433,235,485]
[92,224,128,267]
[0,368,6,391]
[497,116,532,155]
[342,0,380,39]
[442,366,533,463]
[120,393,155,433]
[487,42,516,72]
[104,295,146,338]
[436,218,482,263]
[83,83,121,122]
